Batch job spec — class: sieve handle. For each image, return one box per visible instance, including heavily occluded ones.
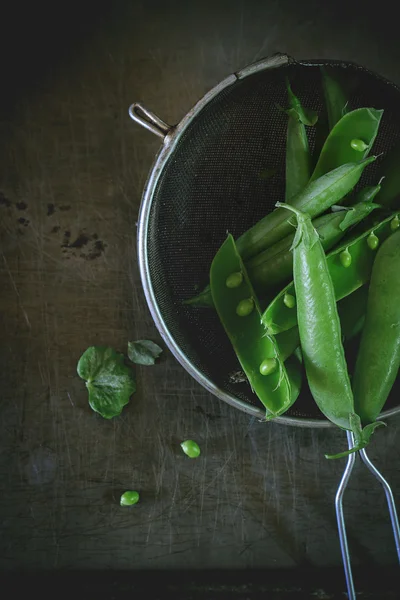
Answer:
[128,103,172,139]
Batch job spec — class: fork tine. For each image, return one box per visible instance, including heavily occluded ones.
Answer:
[335,430,357,600]
[359,446,400,562]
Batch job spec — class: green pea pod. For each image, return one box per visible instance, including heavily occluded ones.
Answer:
[276,203,383,458]
[338,182,383,220]
[275,327,300,362]
[283,353,302,406]
[210,234,301,418]
[274,285,369,365]
[262,212,399,334]
[337,184,382,230]
[312,115,329,171]
[285,111,311,201]
[285,81,317,200]
[310,108,383,182]
[353,230,400,425]
[376,141,400,208]
[321,67,348,130]
[247,192,380,294]
[286,80,318,127]
[337,285,368,342]
[185,183,380,309]
[236,156,376,261]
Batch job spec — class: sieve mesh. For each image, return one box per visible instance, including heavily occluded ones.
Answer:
[145,60,400,420]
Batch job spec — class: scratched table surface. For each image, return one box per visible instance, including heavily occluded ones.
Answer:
[1,0,400,594]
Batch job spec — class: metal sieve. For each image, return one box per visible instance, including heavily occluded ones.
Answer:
[129,53,400,427]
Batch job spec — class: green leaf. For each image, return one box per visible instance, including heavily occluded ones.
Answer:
[128,340,163,366]
[77,346,136,419]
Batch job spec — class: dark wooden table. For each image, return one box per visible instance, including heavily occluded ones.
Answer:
[1,1,399,596]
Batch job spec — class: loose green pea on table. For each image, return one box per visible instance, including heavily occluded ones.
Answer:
[181,440,201,458]
[120,491,140,506]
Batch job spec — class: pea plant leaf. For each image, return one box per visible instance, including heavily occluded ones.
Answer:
[127,340,163,366]
[77,346,136,418]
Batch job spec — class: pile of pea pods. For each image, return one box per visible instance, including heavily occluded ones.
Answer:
[188,69,400,458]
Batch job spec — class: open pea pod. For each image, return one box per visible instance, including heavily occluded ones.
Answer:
[210,234,301,418]
[310,108,383,182]
[275,327,300,362]
[262,212,400,334]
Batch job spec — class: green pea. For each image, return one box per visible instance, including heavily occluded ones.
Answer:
[339,248,352,268]
[390,215,400,232]
[120,491,140,506]
[225,271,243,288]
[180,440,201,458]
[283,293,296,309]
[236,298,254,317]
[259,358,278,376]
[350,138,368,152]
[367,231,379,250]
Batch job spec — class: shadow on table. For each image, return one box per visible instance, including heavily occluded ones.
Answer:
[1,567,398,598]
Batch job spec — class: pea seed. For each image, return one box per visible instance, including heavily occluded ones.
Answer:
[350,138,368,152]
[236,298,254,317]
[390,215,400,232]
[367,231,379,250]
[120,491,140,506]
[180,440,201,458]
[283,293,296,309]
[226,271,243,288]
[259,358,278,376]
[340,248,352,268]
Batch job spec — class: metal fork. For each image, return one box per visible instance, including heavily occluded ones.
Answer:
[335,430,400,599]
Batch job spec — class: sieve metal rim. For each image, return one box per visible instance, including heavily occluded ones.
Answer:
[132,53,400,428]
